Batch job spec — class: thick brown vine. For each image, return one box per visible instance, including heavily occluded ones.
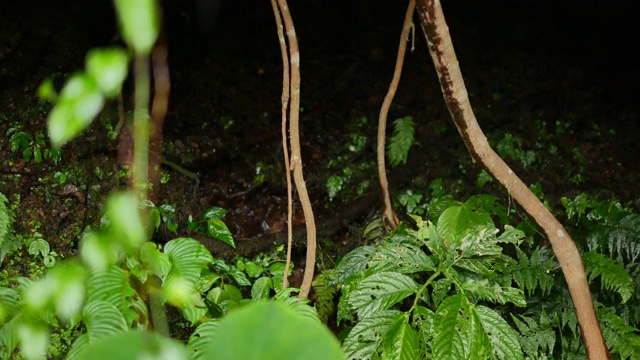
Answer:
[414,0,610,358]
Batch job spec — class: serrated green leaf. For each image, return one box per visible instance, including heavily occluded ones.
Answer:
[349,272,418,319]
[476,305,523,360]
[369,242,435,274]
[432,294,467,360]
[381,312,420,360]
[330,246,376,286]
[343,310,402,360]
[437,204,493,246]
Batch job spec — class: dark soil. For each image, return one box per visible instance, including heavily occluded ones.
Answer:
[1,0,639,335]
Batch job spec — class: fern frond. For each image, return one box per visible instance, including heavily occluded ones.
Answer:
[511,312,556,358]
[311,270,337,324]
[508,247,556,297]
[583,250,634,304]
[387,116,417,167]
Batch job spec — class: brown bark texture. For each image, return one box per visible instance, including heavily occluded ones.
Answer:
[415,0,610,358]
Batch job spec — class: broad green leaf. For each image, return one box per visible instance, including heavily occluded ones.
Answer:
[85,47,128,98]
[369,242,435,274]
[244,261,264,277]
[348,272,418,319]
[329,246,376,286]
[432,294,466,360]
[113,0,159,55]
[23,261,86,322]
[164,238,213,284]
[0,316,21,360]
[17,321,48,360]
[203,302,345,360]
[80,232,120,271]
[437,204,493,246]
[187,319,220,359]
[67,301,128,360]
[76,330,188,360]
[206,218,235,248]
[476,305,524,360]
[342,310,401,359]
[105,192,146,252]
[251,277,272,300]
[203,206,227,219]
[381,312,420,360]
[86,267,142,325]
[48,72,104,148]
[140,242,171,278]
[28,238,50,257]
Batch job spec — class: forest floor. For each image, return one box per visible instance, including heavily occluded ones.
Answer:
[1,0,639,339]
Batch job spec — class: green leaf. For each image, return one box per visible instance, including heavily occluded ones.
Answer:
[387,116,417,167]
[23,261,86,322]
[431,294,467,360]
[244,261,264,278]
[476,305,523,360]
[381,312,420,360]
[348,272,418,319]
[86,266,145,328]
[203,206,227,220]
[85,47,128,98]
[164,238,213,284]
[17,321,49,360]
[113,0,159,55]
[327,175,344,200]
[48,72,104,147]
[368,242,435,274]
[75,330,188,360]
[207,218,235,248]
[105,191,146,252]
[67,300,129,359]
[140,242,171,278]
[342,310,401,359]
[251,277,272,300]
[330,246,376,286]
[37,78,58,102]
[461,279,526,307]
[437,204,493,245]
[583,250,633,303]
[203,302,345,360]
[28,238,50,257]
[187,319,220,359]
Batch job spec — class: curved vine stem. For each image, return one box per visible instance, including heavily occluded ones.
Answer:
[270,0,294,290]
[271,0,317,300]
[377,0,416,229]
[415,1,610,358]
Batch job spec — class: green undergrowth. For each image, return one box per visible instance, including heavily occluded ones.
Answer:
[316,190,640,359]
